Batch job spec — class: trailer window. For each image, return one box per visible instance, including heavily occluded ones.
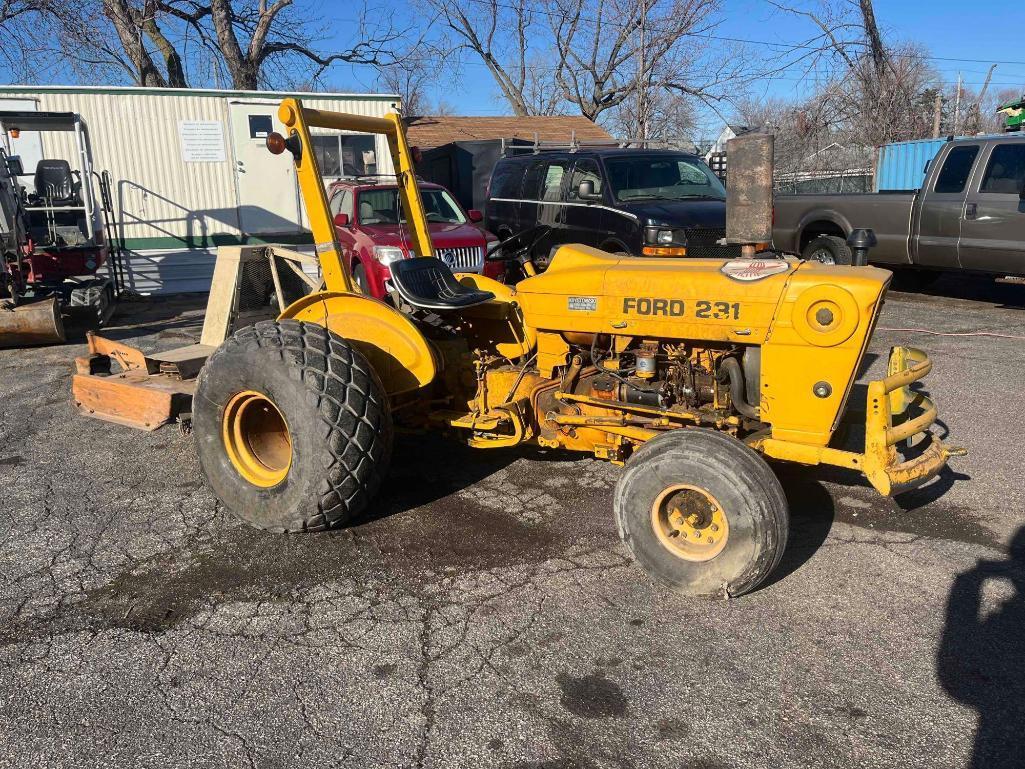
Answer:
[312,135,377,177]
[934,146,979,194]
[980,144,1025,194]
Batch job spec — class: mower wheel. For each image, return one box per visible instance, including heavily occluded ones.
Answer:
[193,319,393,532]
[614,429,788,598]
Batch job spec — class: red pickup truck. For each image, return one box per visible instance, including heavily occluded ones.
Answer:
[327,178,501,299]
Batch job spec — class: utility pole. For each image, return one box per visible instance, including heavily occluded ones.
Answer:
[637,0,647,142]
[953,73,962,136]
[932,92,942,138]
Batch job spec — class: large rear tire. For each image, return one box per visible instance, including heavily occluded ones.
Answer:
[614,429,789,597]
[193,319,392,532]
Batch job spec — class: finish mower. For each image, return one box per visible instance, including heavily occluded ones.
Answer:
[72,100,964,597]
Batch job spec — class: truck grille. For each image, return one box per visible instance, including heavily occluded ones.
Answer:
[434,245,484,272]
[685,228,742,259]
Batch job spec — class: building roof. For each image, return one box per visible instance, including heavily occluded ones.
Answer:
[405,115,613,148]
[0,84,399,101]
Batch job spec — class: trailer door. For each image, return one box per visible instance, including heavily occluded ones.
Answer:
[227,101,302,237]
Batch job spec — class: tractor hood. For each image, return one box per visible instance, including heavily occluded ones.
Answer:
[514,244,891,347]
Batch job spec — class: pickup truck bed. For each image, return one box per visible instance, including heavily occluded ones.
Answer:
[773,192,916,265]
[772,134,1025,276]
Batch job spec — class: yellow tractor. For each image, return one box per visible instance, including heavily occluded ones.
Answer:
[73,100,964,597]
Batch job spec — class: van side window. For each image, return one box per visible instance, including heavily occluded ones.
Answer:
[980,144,1025,194]
[541,162,568,202]
[489,164,523,199]
[934,146,979,194]
[568,159,603,200]
[521,161,546,201]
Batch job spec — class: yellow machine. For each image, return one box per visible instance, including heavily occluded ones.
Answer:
[73,99,964,597]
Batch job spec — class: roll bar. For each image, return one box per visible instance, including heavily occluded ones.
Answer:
[272,99,435,294]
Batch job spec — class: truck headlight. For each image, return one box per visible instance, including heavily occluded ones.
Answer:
[373,246,405,265]
[644,226,685,246]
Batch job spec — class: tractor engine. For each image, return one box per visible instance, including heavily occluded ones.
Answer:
[579,338,760,421]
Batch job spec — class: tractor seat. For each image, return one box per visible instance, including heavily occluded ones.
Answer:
[390,257,494,310]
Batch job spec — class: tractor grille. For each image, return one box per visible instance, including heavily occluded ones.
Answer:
[685,228,742,259]
[434,245,484,272]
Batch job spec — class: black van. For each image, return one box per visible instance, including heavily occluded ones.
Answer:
[484,149,740,266]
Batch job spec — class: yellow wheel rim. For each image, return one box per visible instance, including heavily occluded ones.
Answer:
[651,484,729,562]
[221,390,292,488]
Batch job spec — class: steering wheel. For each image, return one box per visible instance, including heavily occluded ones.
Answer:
[485,225,551,267]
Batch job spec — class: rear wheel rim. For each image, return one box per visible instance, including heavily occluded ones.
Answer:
[651,484,729,562]
[809,248,836,265]
[222,390,292,487]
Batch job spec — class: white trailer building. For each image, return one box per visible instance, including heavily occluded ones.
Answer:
[0,85,400,294]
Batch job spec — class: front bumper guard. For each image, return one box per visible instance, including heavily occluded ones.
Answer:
[760,346,966,496]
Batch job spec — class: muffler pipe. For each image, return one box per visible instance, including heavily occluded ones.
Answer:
[718,356,759,419]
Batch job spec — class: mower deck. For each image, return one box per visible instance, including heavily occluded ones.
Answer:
[72,332,212,430]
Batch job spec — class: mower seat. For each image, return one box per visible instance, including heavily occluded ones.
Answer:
[390,257,495,311]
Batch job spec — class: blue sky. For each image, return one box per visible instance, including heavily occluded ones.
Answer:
[3,0,1022,131]
[327,0,1025,121]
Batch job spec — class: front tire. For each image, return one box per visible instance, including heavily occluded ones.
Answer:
[193,319,392,532]
[614,429,789,597]
[802,234,852,266]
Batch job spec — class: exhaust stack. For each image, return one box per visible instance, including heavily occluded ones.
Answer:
[725,133,774,258]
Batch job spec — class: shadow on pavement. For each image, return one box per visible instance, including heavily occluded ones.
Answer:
[891,272,1025,310]
[757,468,836,591]
[937,525,1025,769]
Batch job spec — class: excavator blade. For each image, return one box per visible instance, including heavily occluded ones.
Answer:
[0,297,66,348]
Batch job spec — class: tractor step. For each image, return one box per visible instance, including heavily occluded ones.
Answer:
[72,332,212,430]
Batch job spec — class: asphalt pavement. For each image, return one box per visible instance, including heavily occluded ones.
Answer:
[1,273,1023,769]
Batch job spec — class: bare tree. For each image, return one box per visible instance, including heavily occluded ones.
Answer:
[377,46,450,116]
[427,0,552,116]
[11,0,408,90]
[429,0,729,129]
[548,0,721,125]
[768,0,942,146]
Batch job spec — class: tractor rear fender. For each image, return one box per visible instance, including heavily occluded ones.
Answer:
[278,291,438,396]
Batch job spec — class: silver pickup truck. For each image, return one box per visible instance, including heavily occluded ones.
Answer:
[772,134,1025,276]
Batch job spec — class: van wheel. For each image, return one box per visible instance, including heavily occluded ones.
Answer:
[614,429,789,597]
[802,235,852,266]
[193,319,392,532]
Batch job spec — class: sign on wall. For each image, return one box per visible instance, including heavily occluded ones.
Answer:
[178,120,226,162]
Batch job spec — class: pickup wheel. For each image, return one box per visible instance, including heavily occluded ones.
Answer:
[802,235,852,266]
